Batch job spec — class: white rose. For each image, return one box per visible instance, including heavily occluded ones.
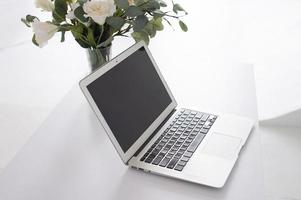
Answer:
[35,0,54,12]
[32,19,58,47]
[83,0,116,25]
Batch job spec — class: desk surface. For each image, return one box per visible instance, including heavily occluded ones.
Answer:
[0,64,264,200]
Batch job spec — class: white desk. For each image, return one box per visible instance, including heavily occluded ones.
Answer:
[0,64,264,200]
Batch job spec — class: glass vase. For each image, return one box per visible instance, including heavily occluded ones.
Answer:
[87,44,112,71]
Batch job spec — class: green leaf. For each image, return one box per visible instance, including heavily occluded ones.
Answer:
[21,18,31,27]
[75,38,90,48]
[141,0,160,11]
[87,28,96,47]
[106,16,125,30]
[131,31,149,44]
[52,0,68,23]
[26,15,38,22]
[163,17,172,26]
[71,23,84,39]
[157,0,167,7]
[133,15,148,32]
[96,25,104,44]
[74,6,89,23]
[71,23,91,48]
[135,0,147,6]
[125,6,144,17]
[114,0,129,9]
[97,36,113,48]
[173,3,186,14]
[78,0,88,5]
[144,21,156,38]
[178,20,188,32]
[153,10,165,17]
[61,31,66,42]
[32,35,39,47]
[153,17,164,31]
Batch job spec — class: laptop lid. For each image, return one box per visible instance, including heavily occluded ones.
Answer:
[80,41,177,164]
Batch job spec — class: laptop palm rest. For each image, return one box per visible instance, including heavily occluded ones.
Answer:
[202,133,242,159]
[183,133,242,187]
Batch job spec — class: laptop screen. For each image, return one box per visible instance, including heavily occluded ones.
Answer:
[87,47,172,152]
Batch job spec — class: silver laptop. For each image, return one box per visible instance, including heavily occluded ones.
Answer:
[79,41,254,188]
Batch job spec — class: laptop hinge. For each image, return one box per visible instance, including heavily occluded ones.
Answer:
[130,108,177,161]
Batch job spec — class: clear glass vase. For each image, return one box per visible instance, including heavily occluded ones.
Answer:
[87,44,112,71]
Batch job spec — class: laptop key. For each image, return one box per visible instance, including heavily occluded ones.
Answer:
[140,153,149,161]
[181,156,189,162]
[208,115,217,122]
[174,153,182,159]
[187,133,206,153]
[195,113,203,118]
[170,128,177,132]
[159,157,171,167]
[169,150,176,155]
[162,138,168,143]
[182,143,189,148]
[200,128,209,134]
[183,133,189,137]
[174,143,181,147]
[196,125,203,129]
[174,164,185,171]
[186,138,193,143]
[151,150,157,155]
[161,149,168,154]
[201,113,209,121]
[188,135,196,140]
[165,135,171,139]
[177,150,185,155]
[191,122,197,126]
[152,156,164,165]
[167,158,179,169]
[180,146,187,151]
[184,151,193,158]
[194,127,201,132]
[166,153,173,159]
[158,152,166,157]
[145,157,154,163]
[183,110,190,115]
[199,120,205,124]
[178,139,184,143]
[178,127,185,132]
[178,160,187,166]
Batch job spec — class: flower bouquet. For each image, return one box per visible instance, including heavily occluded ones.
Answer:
[22,0,188,69]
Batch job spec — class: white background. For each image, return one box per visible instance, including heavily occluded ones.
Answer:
[0,0,301,199]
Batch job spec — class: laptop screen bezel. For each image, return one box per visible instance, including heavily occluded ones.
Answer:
[79,41,177,164]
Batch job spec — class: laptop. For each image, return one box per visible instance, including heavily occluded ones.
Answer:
[79,41,254,188]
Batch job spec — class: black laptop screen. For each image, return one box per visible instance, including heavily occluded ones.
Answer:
[87,47,172,152]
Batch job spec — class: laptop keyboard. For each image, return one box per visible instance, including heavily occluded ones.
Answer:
[140,109,217,171]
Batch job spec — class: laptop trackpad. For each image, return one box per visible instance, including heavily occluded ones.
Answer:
[202,133,242,159]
